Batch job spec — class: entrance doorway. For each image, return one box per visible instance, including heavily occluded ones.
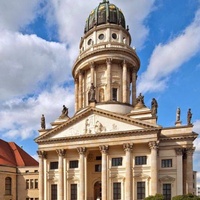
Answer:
[94,181,101,200]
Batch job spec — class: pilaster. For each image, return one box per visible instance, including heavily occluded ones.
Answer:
[175,148,183,195]
[122,60,128,103]
[78,70,83,109]
[132,69,137,106]
[106,58,112,101]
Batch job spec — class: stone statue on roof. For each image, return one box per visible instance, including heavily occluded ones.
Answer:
[151,98,158,116]
[187,108,192,125]
[41,114,46,130]
[176,107,181,122]
[59,105,69,119]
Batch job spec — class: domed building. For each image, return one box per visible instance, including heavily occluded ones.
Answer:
[35,1,198,200]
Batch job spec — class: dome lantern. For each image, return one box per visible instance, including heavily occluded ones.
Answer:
[84,0,126,33]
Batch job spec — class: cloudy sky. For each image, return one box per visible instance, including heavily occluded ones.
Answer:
[0,0,200,185]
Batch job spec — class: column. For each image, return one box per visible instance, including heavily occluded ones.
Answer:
[106,58,112,101]
[99,145,109,200]
[122,60,127,103]
[56,149,66,200]
[37,150,47,200]
[75,78,78,112]
[77,147,86,200]
[79,70,83,109]
[123,143,133,200]
[149,141,159,195]
[90,62,95,84]
[175,148,183,195]
[186,147,195,193]
[132,69,137,106]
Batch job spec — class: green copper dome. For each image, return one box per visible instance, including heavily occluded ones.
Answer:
[84,0,126,33]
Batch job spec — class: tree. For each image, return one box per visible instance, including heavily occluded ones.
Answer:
[172,194,200,200]
[144,194,164,200]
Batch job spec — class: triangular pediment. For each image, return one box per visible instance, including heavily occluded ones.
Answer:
[35,107,160,142]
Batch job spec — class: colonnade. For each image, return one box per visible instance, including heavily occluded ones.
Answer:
[37,144,195,200]
[74,59,138,112]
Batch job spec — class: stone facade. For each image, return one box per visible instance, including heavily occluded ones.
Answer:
[35,1,198,199]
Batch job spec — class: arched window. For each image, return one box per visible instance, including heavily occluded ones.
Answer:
[5,177,12,195]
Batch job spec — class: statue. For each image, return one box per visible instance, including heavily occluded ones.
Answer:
[187,108,192,125]
[88,83,96,102]
[176,108,181,122]
[59,105,69,119]
[41,114,46,130]
[136,93,145,105]
[151,98,158,116]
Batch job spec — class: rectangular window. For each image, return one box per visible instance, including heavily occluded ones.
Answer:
[135,156,147,165]
[5,177,12,195]
[113,182,121,200]
[69,160,79,169]
[30,179,34,189]
[112,88,118,101]
[112,157,123,166]
[51,184,57,200]
[137,182,145,200]
[35,179,38,189]
[26,179,29,189]
[95,164,102,172]
[50,162,58,170]
[71,184,77,200]
[163,184,171,200]
[161,159,172,168]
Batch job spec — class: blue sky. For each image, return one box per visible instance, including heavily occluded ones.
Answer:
[0,0,200,185]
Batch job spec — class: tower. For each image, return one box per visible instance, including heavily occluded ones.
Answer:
[35,1,198,199]
[73,0,140,112]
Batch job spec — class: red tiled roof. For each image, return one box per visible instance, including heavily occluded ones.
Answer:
[0,139,38,167]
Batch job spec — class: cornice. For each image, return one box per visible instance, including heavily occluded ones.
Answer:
[36,128,160,145]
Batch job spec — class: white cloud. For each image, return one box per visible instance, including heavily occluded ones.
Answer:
[0,30,72,101]
[138,9,200,93]
[0,86,74,140]
[0,0,39,31]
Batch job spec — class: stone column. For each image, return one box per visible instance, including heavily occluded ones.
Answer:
[37,150,47,200]
[122,60,127,103]
[90,62,95,85]
[77,147,86,200]
[99,145,109,200]
[56,149,66,200]
[78,70,83,109]
[132,69,137,106]
[175,148,183,195]
[106,58,112,101]
[75,78,78,112]
[123,143,133,200]
[186,147,195,193]
[149,141,159,195]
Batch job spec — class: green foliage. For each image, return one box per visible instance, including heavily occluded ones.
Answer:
[144,194,164,200]
[172,194,200,200]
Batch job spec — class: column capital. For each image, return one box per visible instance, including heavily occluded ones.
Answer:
[175,148,183,155]
[123,143,133,152]
[185,147,195,155]
[90,62,95,68]
[77,147,86,155]
[37,150,47,159]
[99,145,109,154]
[56,149,66,157]
[106,58,112,65]
[149,141,159,150]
